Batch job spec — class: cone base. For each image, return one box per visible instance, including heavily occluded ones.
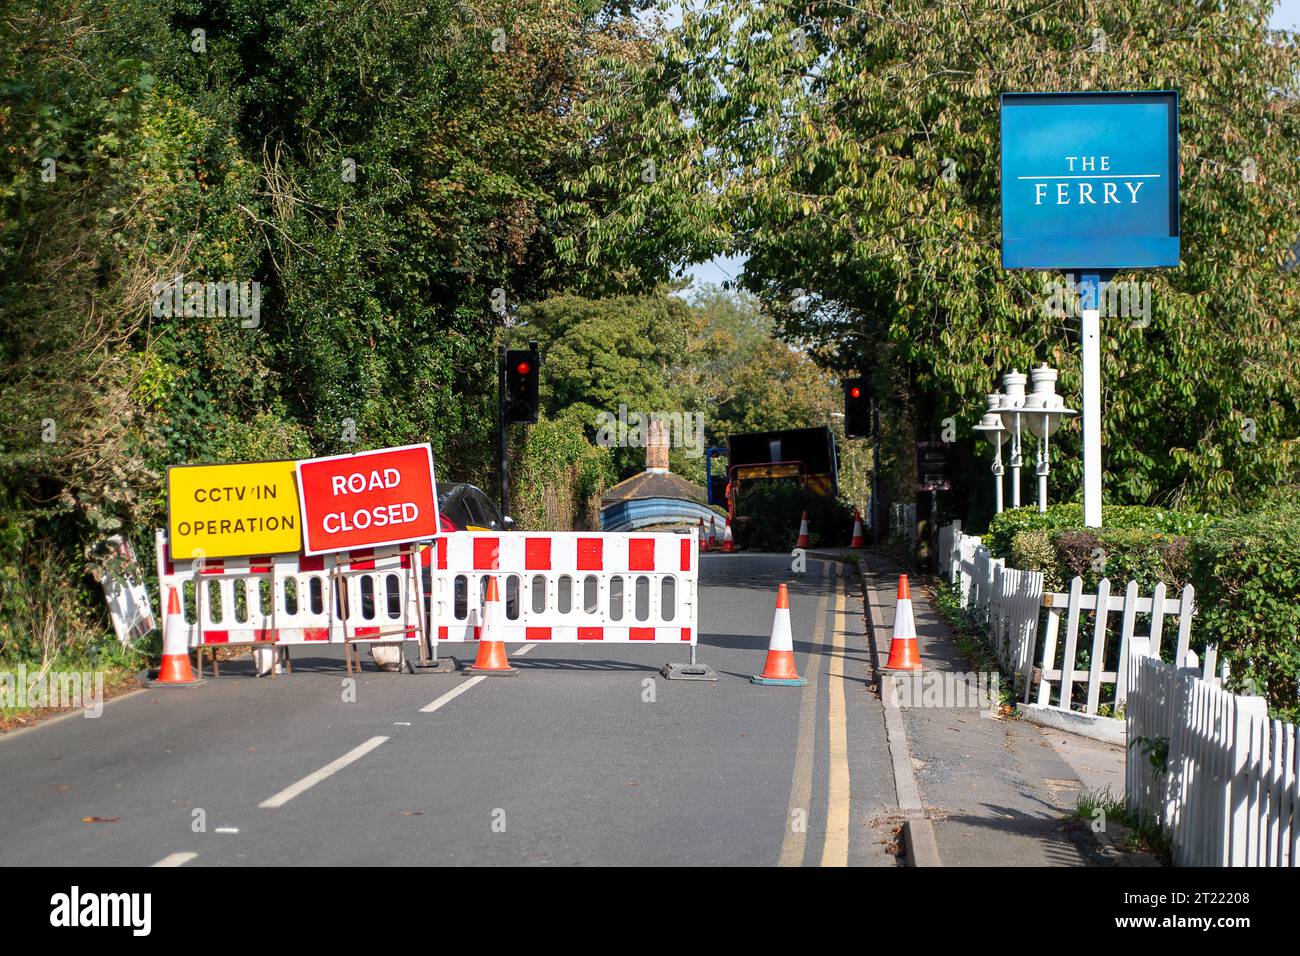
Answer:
[143,668,206,688]
[750,674,807,686]
[661,662,719,682]
[462,665,518,676]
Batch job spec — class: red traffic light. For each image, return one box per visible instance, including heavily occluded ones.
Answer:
[515,361,531,376]
[849,386,861,399]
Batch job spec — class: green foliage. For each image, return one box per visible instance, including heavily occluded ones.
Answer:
[1011,526,1193,594]
[733,479,852,552]
[511,411,616,531]
[0,540,103,668]
[525,288,843,483]
[985,504,1211,559]
[564,0,1300,511]
[0,0,662,670]
[1189,503,1300,720]
[1008,528,1059,586]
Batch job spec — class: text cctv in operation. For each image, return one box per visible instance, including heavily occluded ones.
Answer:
[322,467,421,534]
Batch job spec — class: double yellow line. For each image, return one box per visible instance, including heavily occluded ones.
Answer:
[777,562,851,867]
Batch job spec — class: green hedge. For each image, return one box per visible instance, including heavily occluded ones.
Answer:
[1189,504,1300,721]
[1009,526,1191,594]
[984,504,1211,559]
[735,480,853,552]
[989,503,1299,721]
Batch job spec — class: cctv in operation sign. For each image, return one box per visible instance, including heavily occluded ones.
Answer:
[1001,91,1179,270]
[295,443,440,555]
[167,460,303,559]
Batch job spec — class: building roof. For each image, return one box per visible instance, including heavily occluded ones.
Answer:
[600,470,707,506]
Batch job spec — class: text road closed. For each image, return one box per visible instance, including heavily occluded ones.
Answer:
[296,444,439,555]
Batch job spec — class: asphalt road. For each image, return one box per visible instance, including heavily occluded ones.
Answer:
[0,554,897,866]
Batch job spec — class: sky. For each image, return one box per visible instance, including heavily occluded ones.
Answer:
[677,0,1300,294]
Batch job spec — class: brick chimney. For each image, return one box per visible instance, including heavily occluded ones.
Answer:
[646,417,670,473]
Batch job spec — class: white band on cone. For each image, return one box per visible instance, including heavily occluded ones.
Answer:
[163,611,188,655]
[769,607,794,652]
[893,597,916,641]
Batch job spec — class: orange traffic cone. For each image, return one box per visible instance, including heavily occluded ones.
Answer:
[751,584,806,686]
[698,518,709,551]
[795,510,811,548]
[465,576,517,675]
[707,516,718,551]
[154,586,202,686]
[721,518,735,553]
[884,575,922,672]
[850,509,865,548]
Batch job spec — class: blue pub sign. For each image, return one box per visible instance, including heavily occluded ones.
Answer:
[1000,91,1179,270]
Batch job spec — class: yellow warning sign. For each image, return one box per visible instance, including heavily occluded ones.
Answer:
[167,460,302,559]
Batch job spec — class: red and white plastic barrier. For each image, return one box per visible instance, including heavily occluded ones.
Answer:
[426,531,698,644]
[154,530,423,648]
[155,529,699,650]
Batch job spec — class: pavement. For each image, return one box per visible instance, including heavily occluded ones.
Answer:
[0,553,900,867]
[856,551,1127,867]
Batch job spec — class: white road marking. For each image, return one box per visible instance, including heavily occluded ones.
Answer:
[421,676,484,712]
[820,567,851,867]
[778,563,831,868]
[214,827,240,834]
[418,644,536,713]
[259,736,390,808]
[262,644,540,810]
[153,852,198,867]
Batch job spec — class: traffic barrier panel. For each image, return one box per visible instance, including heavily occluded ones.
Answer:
[156,527,704,677]
[155,529,424,652]
[427,530,698,644]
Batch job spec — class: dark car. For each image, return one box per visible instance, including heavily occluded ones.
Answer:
[436,482,514,532]
[420,483,515,627]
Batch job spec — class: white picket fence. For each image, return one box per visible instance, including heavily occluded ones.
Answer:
[1127,641,1299,866]
[1035,576,1198,716]
[946,528,1203,714]
[941,522,1300,865]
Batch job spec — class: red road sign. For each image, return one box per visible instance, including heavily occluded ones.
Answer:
[295,444,439,555]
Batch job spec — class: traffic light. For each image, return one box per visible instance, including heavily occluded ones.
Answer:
[843,377,870,438]
[505,347,540,424]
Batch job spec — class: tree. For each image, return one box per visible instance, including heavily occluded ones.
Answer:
[0,0,662,659]
[562,0,1300,512]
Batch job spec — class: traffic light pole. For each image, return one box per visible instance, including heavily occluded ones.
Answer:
[498,343,510,520]
[871,401,881,546]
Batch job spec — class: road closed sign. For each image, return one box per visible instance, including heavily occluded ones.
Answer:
[168,460,303,559]
[295,444,439,555]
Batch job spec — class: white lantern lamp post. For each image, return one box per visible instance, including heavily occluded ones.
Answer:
[998,369,1027,509]
[971,392,1007,514]
[1022,363,1077,513]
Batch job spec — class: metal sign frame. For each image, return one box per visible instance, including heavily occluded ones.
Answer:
[1001,91,1179,271]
